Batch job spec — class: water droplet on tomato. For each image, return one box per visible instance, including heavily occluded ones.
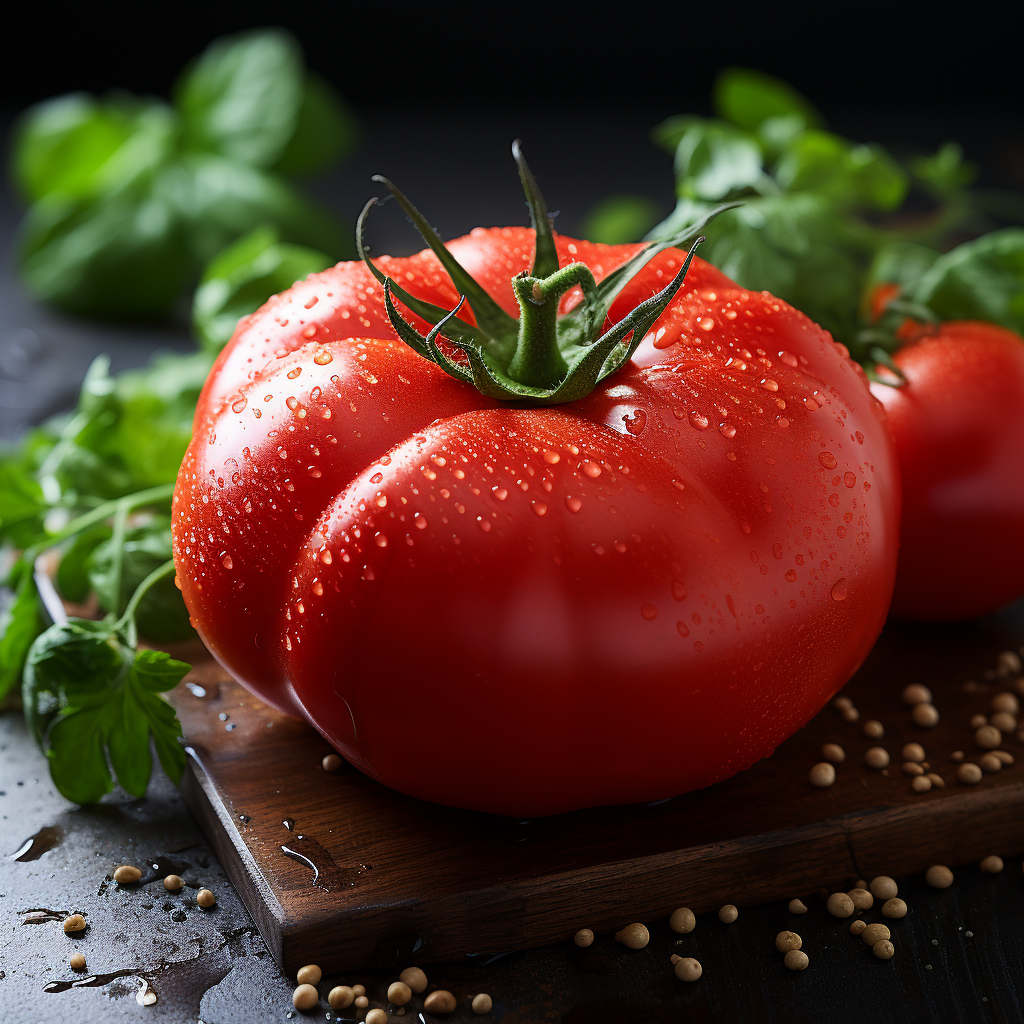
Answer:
[565,496,582,512]
[676,621,690,637]
[583,461,602,478]
[543,450,560,464]
[314,350,333,365]
[232,397,247,413]
[785,569,798,582]
[844,471,856,487]
[375,534,388,547]
[818,452,837,470]
[688,411,709,430]
[287,367,302,379]
[779,351,798,367]
[220,553,233,569]
[671,580,687,601]
[312,580,323,596]
[641,603,658,621]
[719,422,736,438]
[531,501,548,517]
[493,487,508,500]
[286,396,299,411]
[478,518,492,532]
[831,577,848,601]
[622,409,647,435]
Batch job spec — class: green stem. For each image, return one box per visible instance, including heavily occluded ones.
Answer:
[116,558,176,643]
[23,483,175,566]
[108,498,130,616]
[508,264,597,389]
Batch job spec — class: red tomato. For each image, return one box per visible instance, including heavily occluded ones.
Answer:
[173,226,899,815]
[870,321,1024,621]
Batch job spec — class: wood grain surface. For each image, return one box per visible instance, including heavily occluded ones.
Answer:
[168,609,1024,975]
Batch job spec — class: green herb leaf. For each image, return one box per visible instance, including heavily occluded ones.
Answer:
[580,196,663,245]
[273,74,359,177]
[911,142,978,198]
[193,226,333,352]
[669,118,765,201]
[0,562,44,702]
[175,29,304,168]
[56,525,111,602]
[906,228,1024,333]
[22,618,188,803]
[0,457,48,546]
[88,518,192,642]
[713,67,822,136]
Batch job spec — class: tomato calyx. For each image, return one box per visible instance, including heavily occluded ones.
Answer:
[356,141,737,406]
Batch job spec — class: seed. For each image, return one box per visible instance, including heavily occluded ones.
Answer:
[673,956,702,981]
[718,905,738,924]
[352,985,366,997]
[855,879,867,890]
[901,743,926,762]
[329,986,355,1009]
[826,893,855,918]
[926,773,945,788]
[70,952,87,970]
[196,888,216,908]
[669,907,695,933]
[992,692,1020,714]
[850,919,867,935]
[573,928,594,947]
[882,898,907,918]
[912,703,939,728]
[297,965,321,986]
[163,875,183,892]
[366,1010,388,1024]
[388,982,412,1006]
[975,725,1001,749]
[784,950,809,971]
[979,855,1004,874]
[903,762,924,776]
[869,877,898,900]
[355,996,369,1008]
[848,888,873,911]
[788,899,808,914]
[873,939,895,959]
[970,713,988,729]
[821,743,846,763]
[925,865,954,888]
[775,930,802,952]
[911,776,932,793]
[997,650,1022,675]
[990,711,1017,733]
[842,706,860,723]
[322,753,342,772]
[863,720,884,739]
[833,696,852,710]
[865,747,889,769]
[861,923,891,945]
[957,763,983,784]
[615,923,649,948]
[113,865,143,885]
[399,967,427,993]
[472,993,493,1014]
[809,762,836,787]
[293,984,319,1011]
[902,684,932,705]
[63,914,86,934]
[979,753,1003,773]
[994,750,1014,764]
[951,750,964,761]
[423,990,457,1014]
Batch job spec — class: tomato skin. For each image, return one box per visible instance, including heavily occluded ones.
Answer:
[870,321,1024,622]
[173,229,899,815]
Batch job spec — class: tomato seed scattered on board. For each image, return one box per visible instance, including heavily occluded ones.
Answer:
[615,923,650,948]
[296,965,321,986]
[788,899,808,914]
[912,703,940,728]
[863,720,884,739]
[669,908,696,934]
[865,747,890,769]
[821,743,846,764]
[388,982,412,1006]
[882,898,907,918]
[848,888,873,911]
[399,967,428,993]
[861,923,890,946]
[980,855,1004,873]
[869,877,898,900]
[70,952,86,970]
[925,865,954,888]
[901,742,926,762]
[573,928,594,947]
[901,684,932,705]
[809,762,836,787]
[671,955,702,981]
[827,893,855,918]
[850,919,867,935]
[329,987,355,1009]
[957,763,983,784]
[775,931,802,952]
[873,939,895,959]
[196,888,216,908]
[472,993,494,1014]
[113,865,142,885]
[718,905,739,924]
[911,776,932,793]
[785,950,809,970]
[293,984,318,1011]
[366,1009,388,1024]
[63,914,86,934]
[423,990,457,1013]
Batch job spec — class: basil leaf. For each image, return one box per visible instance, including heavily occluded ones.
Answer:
[775,131,908,212]
[175,29,304,168]
[88,517,192,642]
[670,118,764,201]
[273,73,359,177]
[713,67,822,135]
[907,228,1024,333]
[156,153,345,266]
[11,93,174,203]
[193,225,333,352]
[106,689,153,798]
[18,179,190,319]
[0,457,47,546]
[137,686,186,784]
[132,649,192,692]
[0,563,44,702]
[580,196,662,245]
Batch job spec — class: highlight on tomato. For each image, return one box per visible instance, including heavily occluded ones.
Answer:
[173,143,900,815]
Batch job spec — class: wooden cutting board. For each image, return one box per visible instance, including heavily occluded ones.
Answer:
[168,607,1024,975]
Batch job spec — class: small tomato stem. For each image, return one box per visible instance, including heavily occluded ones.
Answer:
[108,498,130,615]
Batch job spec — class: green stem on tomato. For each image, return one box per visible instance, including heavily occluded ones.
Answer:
[115,557,177,647]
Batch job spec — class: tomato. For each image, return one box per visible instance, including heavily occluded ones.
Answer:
[870,321,1024,621]
[173,165,898,815]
